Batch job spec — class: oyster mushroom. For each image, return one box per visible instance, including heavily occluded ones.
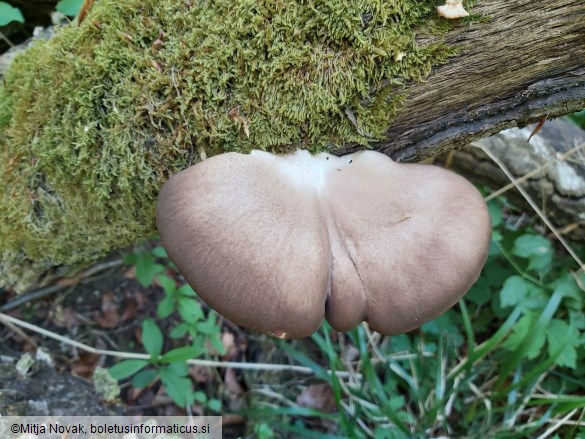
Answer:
[156,150,491,338]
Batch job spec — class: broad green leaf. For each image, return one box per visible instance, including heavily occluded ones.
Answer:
[546,319,579,369]
[421,313,464,347]
[207,398,222,412]
[484,261,514,287]
[157,294,175,319]
[142,318,163,357]
[178,297,204,323]
[123,252,138,265]
[56,0,84,17]
[169,323,189,339]
[555,273,583,310]
[135,252,164,287]
[108,359,148,380]
[177,284,197,297]
[160,369,192,407]
[166,361,189,377]
[513,234,553,272]
[157,274,176,295]
[131,368,158,388]
[389,395,405,411]
[389,334,411,352]
[0,2,24,26]
[499,275,529,307]
[465,283,491,305]
[152,246,168,258]
[487,200,503,227]
[192,391,207,403]
[503,314,546,359]
[196,320,220,335]
[567,109,585,129]
[513,234,551,258]
[520,284,548,310]
[160,346,205,363]
[209,334,227,355]
[255,423,275,439]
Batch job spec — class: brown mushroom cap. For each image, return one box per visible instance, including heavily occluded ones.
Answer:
[156,150,491,338]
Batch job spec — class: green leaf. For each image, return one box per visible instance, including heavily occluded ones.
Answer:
[142,319,163,357]
[159,369,192,407]
[209,334,227,355]
[513,234,550,258]
[169,322,189,339]
[389,334,411,352]
[513,234,553,272]
[192,391,207,403]
[56,0,84,17]
[567,109,585,129]
[555,273,583,310]
[157,294,175,319]
[177,284,197,297]
[152,246,168,258]
[166,361,189,377]
[487,200,503,228]
[135,252,164,287]
[131,368,158,388]
[178,297,204,323]
[108,359,148,380]
[123,252,137,265]
[160,346,205,363]
[421,313,463,346]
[503,314,546,360]
[546,319,579,369]
[207,398,222,412]
[0,2,24,26]
[500,275,529,308]
[157,274,177,295]
[195,320,220,335]
[255,423,275,439]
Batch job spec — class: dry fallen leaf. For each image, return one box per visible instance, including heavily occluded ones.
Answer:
[51,307,86,331]
[224,368,244,396]
[296,384,337,414]
[228,106,250,138]
[190,365,214,384]
[94,292,121,329]
[70,353,100,379]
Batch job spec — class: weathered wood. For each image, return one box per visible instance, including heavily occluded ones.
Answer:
[341,0,585,161]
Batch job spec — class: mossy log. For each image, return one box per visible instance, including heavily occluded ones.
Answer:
[1,0,584,292]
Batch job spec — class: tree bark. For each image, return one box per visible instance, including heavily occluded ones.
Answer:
[340,0,585,160]
[0,0,584,293]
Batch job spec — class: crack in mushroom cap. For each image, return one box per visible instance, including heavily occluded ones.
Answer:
[156,150,491,338]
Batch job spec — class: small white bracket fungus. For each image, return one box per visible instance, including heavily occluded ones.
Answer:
[156,150,491,338]
[437,0,470,19]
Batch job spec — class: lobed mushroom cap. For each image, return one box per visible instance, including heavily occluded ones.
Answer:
[156,150,491,338]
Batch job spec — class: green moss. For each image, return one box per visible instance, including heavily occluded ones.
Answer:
[0,0,460,289]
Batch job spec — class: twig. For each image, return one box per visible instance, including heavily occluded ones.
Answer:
[0,312,358,378]
[483,141,585,202]
[535,409,579,439]
[0,30,14,47]
[0,259,123,312]
[474,142,585,272]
